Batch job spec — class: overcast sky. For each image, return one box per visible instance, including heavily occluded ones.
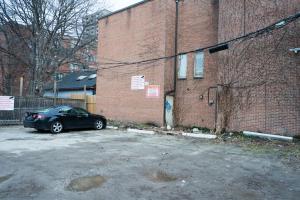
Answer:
[106,0,144,11]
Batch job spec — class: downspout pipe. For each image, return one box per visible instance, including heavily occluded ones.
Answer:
[164,0,179,126]
[174,0,179,94]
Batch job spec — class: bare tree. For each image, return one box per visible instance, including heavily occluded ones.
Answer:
[0,0,106,96]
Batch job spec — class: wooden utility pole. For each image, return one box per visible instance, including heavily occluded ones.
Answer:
[54,79,57,105]
[18,77,24,122]
[84,85,87,109]
[19,77,23,97]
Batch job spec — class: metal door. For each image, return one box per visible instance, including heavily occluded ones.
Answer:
[165,95,174,127]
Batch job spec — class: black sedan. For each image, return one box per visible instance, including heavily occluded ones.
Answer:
[23,105,106,134]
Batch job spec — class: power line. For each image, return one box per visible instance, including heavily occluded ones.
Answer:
[97,11,300,70]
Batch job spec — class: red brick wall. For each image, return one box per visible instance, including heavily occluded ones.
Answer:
[164,0,176,94]
[0,64,3,95]
[97,0,299,135]
[0,32,31,96]
[218,0,300,136]
[0,33,5,95]
[97,0,173,126]
[174,0,219,129]
[96,0,219,128]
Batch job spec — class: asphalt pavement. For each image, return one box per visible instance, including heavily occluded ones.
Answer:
[0,126,299,200]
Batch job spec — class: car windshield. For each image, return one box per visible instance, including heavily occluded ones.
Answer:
[36,106,72,114]
[37,108,52,113]
[73,107,89,115]
[54,106,72,114]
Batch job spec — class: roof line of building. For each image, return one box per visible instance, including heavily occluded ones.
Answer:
[98,0,151,21]
[44,87,95,91]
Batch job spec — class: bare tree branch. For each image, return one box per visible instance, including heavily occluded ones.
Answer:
[0,0,106,95]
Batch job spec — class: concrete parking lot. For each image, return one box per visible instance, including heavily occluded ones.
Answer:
[0,126,299,200]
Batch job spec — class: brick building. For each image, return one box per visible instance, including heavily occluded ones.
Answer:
[96,0,300,136]
[0,24,31,96]
[57,36,98,75]
[82,9,111,47]
[217,0,300,136]
[0,30,98,96]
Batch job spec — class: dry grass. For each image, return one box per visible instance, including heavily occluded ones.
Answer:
[215,133,300,167]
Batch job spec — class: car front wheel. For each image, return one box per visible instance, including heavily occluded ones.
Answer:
[94,119,104,130]
[51,121,63,134]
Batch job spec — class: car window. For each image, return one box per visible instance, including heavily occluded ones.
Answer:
[73,108,89,115]
[68,109,77,115]
[58,106,72,114]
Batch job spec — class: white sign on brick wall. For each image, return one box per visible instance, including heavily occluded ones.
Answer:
[0,96,15,111]
[131,75,145,90]
[146,85,160,98]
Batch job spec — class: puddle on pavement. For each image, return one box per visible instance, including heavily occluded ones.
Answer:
[6,138,53,141]
[0,174,13,184]
[66,175,106,192]
[145,170,178,182]
[36,138,55,141]
[112,137,139,143]
[6,138,33,141]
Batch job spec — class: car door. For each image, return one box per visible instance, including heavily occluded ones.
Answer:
[72,108,92,128]
[58,107,80,129]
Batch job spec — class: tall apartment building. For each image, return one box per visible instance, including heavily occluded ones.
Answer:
[57,10,112,76]
[83,9,111,46]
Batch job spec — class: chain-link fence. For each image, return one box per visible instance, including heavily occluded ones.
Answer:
[0,96,85,125]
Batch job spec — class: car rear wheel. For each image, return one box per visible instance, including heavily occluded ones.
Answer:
[51,121,63,134]
[94,119,104,130]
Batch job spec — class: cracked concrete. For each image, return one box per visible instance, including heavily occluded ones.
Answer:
[0,126,299,200]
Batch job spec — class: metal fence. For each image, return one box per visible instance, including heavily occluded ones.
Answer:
[0,97,85,125]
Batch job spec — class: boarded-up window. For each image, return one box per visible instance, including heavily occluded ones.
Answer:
[178,54,187,79]
[194,51,204,78]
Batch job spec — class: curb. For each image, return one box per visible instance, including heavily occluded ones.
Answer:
[107,125,296,142]
[127,128,155,135]
[108,126,217,139]
[182,132,217,139]
[158,130,217,139]
[107,126,119,130]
